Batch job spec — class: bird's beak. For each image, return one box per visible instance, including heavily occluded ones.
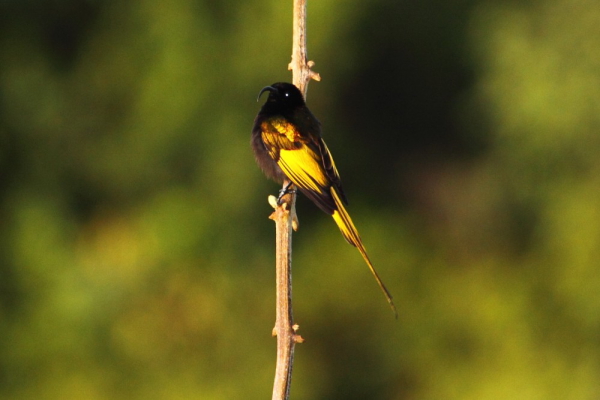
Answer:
[257,86,276,102]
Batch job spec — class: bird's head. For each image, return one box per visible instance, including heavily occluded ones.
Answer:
[257,82,306,110]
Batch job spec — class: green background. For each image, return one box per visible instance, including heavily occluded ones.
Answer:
[1,0,599,399]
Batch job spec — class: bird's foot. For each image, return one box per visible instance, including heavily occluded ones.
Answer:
[277,182,296,204]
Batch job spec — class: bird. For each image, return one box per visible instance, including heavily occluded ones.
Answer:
[252,82,396,316]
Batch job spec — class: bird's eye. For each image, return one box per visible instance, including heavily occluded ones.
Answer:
[284,92,289,97]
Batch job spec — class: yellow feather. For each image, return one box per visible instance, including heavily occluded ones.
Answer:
[262,118,301,143]
[278,147,329,194]
[331,188,397,317]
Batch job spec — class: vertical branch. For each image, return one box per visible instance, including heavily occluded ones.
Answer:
[288,0,321,92]
[270,1,320,400]
[269,193,299,400]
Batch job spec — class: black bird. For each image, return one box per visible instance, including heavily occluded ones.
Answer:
[252,82,396,316]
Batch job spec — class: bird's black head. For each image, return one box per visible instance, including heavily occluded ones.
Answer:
[257,82,305,111]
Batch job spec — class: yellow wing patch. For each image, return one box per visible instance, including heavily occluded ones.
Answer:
[261,118,302,143]
[260,116,330,196]
[278,146,329,194]
[260,121,297,159]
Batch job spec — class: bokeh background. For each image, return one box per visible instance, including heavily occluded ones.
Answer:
[1,0,599,399]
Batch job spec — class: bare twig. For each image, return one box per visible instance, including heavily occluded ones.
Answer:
[288,0,321,92]
[269,193,302,400]
[270,1,320,399]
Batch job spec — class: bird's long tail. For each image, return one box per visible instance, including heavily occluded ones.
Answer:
[330,188,397,317]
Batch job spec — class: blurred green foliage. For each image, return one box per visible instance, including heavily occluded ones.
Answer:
[1,0,599,399]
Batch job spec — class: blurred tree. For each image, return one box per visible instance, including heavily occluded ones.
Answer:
[0,0,599,399]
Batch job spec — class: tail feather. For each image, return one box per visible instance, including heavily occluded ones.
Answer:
[330,188,397,318]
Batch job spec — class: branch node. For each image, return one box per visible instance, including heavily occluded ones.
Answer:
[268,195,279,209]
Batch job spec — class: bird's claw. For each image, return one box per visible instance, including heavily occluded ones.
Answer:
[277,182,296,204]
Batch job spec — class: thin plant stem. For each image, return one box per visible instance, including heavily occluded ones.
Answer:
[270,1,320,399]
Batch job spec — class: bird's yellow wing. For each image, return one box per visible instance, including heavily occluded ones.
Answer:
[260,118,303,158]
[260,117,337,213]
[277,143,337,214]
[260,117,339,191]
[278,146,328,193]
